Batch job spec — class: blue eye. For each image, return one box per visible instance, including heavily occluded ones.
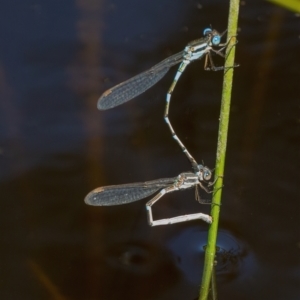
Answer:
[212,35,221,45]
[203,28,212,36]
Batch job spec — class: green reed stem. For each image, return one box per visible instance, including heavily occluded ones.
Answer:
[199,1,240,299]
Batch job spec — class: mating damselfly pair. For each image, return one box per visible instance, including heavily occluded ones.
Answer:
[85,28,237,226]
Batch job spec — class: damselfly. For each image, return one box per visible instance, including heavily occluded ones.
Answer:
[98,28,236,172]
[85,164,214,226]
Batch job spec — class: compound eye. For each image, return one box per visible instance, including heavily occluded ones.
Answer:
[203,169,212,181]
[212,35,221,45]
[203,28,212,36]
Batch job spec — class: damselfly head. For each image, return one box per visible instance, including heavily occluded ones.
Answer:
[203,28,222,46]
[197,164,212,181]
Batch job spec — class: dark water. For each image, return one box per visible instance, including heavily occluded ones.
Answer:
[0,0,299,299]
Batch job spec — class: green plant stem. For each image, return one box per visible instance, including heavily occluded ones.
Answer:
[199,1,240,299]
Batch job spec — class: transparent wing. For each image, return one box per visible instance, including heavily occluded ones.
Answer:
[84,177,177,206]
[97,51,185,110]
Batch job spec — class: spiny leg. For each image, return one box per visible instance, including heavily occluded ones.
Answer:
[195,183,222,209]
[207,174,223,187]
[204,51,225,71]
[164,61,199,171]
[205,36,239,71]
[195,184,212,204]
[216,35,238,53]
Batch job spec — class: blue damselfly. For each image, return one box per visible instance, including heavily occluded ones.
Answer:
[98,28,236,172]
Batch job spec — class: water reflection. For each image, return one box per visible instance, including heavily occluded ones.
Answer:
[167,227,256,285]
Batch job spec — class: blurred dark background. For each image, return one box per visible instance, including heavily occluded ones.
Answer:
[0,0,299,299]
